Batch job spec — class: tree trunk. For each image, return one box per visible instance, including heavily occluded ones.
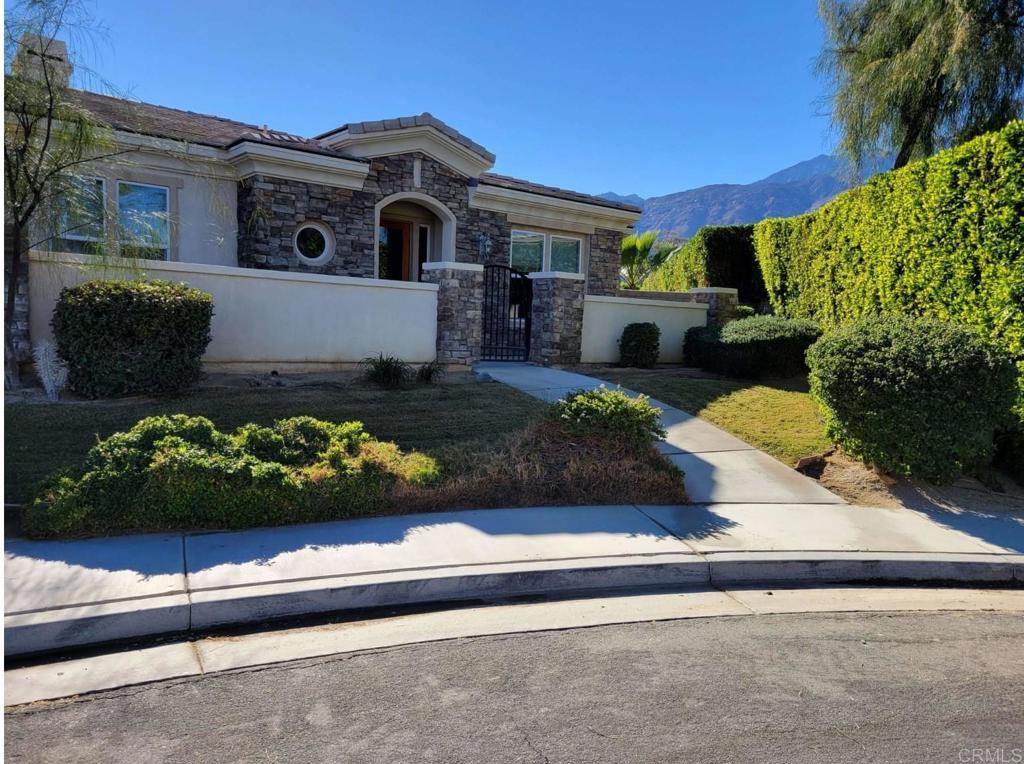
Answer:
[5,222,24,389]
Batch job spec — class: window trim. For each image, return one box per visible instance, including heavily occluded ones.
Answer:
[117,179,171,260]
[293,220,336,266]
[509,229,584,275]
[61,176,106,243]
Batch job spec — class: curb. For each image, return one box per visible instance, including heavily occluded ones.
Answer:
[5,551,1023,658]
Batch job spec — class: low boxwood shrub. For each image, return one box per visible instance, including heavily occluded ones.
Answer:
[806,316,1019,483]
[685,316,820,378]
[619,322,661,368]
[52,279,213,398]
[23,414,439,537]
[683,326,718,368]
[549,387,665,449]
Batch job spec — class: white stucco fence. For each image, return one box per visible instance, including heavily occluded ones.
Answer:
[580,294,709,364]
[28,252,439,370]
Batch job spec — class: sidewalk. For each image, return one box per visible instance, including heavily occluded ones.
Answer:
[474,362,844,504]
[7,502,1023,656]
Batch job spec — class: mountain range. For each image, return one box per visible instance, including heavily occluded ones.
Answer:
[602,154,891,238]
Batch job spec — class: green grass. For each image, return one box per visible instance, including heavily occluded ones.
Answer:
[5,379,546,504]
[600,371,834,466]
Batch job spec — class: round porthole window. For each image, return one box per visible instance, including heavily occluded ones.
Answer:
[293,221,335,265]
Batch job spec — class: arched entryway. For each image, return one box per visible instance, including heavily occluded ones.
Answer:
[374,192,456,281]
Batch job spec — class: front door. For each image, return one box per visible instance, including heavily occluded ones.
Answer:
[379,219,411,280]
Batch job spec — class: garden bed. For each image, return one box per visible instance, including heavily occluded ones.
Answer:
[6,375,686,537]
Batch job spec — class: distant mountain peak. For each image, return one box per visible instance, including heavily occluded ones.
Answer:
[598,191,645,207]
[630,153,892,238]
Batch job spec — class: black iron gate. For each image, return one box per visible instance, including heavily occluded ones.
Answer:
[481,264,532,361]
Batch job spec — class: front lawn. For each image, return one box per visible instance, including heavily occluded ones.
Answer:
[5,377,544,505]
[599,370,833,466]
[7,376,687,536]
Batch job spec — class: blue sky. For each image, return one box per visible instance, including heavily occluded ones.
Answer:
[82,0,834,198]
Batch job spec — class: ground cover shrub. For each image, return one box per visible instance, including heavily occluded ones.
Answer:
[685,316,820,378]
[23,414,438,537]
[548,387,665,449]
[52,279,213,398]
[360,354,413,388]
[643,225,766,307]
[806,316,1018,483]
[619,322,661,368]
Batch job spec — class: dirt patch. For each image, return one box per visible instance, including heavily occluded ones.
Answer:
[819,451,1024,513]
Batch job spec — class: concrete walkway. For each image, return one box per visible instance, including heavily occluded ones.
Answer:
[7,502,1023,656]
[475,362,843,504]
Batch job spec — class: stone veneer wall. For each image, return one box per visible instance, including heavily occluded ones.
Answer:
[529,276,585,366]
[686,288,739,327]
[237,153,480,275]
[420,265,483,363]
[4,226,31,362]
[586,228,623,296]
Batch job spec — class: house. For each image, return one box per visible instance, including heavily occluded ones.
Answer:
[13,38,731,370]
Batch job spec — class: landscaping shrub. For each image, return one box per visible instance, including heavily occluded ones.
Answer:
[52,279,213,398]
[548,387,665,449]
[23,414,438,537]
[753,121,1024,423]
[415,361,447,385]
[643,225,767,307]
[686,316,821,378]
[806,317,1019,483]
[619,322,661,368]
[360,354,413,388]
[735,305,755,319]
[683,326,719,368]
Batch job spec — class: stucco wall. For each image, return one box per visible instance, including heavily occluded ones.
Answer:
[28,252,438,369]
[580,294,709,364]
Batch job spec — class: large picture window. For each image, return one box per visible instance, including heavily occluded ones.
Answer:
[509,230,583,274]
[118,181,170,259]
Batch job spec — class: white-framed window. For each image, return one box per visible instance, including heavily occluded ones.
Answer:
[118,181,170,259]
[510,229,583,274]
[293,220,336,265]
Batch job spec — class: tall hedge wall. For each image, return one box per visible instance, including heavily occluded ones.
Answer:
[643,224,766,306]
[753,121,1024,415]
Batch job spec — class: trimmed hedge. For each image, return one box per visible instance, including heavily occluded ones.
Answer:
[53,280,213,398]
[24,415,438,537]
[643,225,766,307]
[807,317,1018,483]
[753,121,1024,420]
[683,316,821,379]
[619,322,661,368]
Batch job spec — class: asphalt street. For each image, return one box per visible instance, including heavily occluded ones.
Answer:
[6,610,1024,763]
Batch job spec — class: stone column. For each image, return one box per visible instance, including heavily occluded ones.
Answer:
[686,287,739,327]
[528,272,585,366]
[420,261,484,364]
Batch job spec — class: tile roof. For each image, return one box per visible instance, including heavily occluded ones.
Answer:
[479,173,642,213]
[316,112,496,163]
[59,88,636,212]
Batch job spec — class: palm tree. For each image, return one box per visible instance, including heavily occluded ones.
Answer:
[620,230,677,290]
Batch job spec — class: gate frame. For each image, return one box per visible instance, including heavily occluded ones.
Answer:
[481,263,532,361]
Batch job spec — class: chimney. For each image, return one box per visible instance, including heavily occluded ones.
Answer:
[12,34,73,87]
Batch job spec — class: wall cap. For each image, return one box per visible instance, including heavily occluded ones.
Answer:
[421,260,484,272]
[527,271,586,281]
[687,287,739,295]
[585,294,709,310]
[28,251,439,292]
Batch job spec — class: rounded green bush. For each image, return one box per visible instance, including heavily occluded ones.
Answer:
[683,326,718,368]
[549,387,665,449]
[619,322,661,368]
[696,316,821,378]
[807,316,1018,483]
[52,279,213,398]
